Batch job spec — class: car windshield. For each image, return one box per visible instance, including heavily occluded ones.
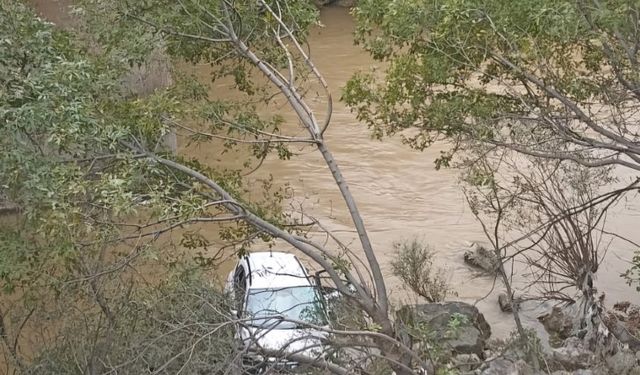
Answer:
[245,286,327,329]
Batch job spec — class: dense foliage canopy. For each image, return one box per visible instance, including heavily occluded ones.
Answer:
[0,1,311,372]
[345,0,640,172]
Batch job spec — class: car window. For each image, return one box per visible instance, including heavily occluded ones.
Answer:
[233,266,246,313]
[245,286,327,329]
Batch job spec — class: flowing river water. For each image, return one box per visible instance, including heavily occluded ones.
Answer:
[26,2,640,339]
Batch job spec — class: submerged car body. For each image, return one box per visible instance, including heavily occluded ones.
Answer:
[225,252,329,372]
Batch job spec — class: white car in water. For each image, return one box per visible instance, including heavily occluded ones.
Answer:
[225,251,330,373]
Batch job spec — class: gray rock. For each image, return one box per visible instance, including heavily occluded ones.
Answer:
[552,371,601,375]
[607,319,640,351]
[538,306,574,344]
[575,370,599,375]
[551,337,595,370]
[480,358,517,375]
[483,349,496,360]
[479,359,535,375]
[498,293,513,312]
[453,353,481,372]
[397,302,491,357]
[605,349,638,375]
[463,242,499,274]
[605,302,640,351]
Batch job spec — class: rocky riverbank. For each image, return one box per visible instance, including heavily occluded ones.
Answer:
[407,300,640,374]
[394,241,640,374]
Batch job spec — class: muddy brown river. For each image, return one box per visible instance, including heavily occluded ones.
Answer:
[215,7,639,337]
[27,2,640,338]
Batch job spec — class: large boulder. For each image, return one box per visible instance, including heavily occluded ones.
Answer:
[396,302,491,357]
[605,349,639,375]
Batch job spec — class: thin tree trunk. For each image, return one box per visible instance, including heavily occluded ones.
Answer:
[317,142,389,313]
[496,260,540,370]
[232,30,389,315]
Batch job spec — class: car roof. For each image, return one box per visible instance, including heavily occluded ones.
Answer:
[245,251,311,289]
